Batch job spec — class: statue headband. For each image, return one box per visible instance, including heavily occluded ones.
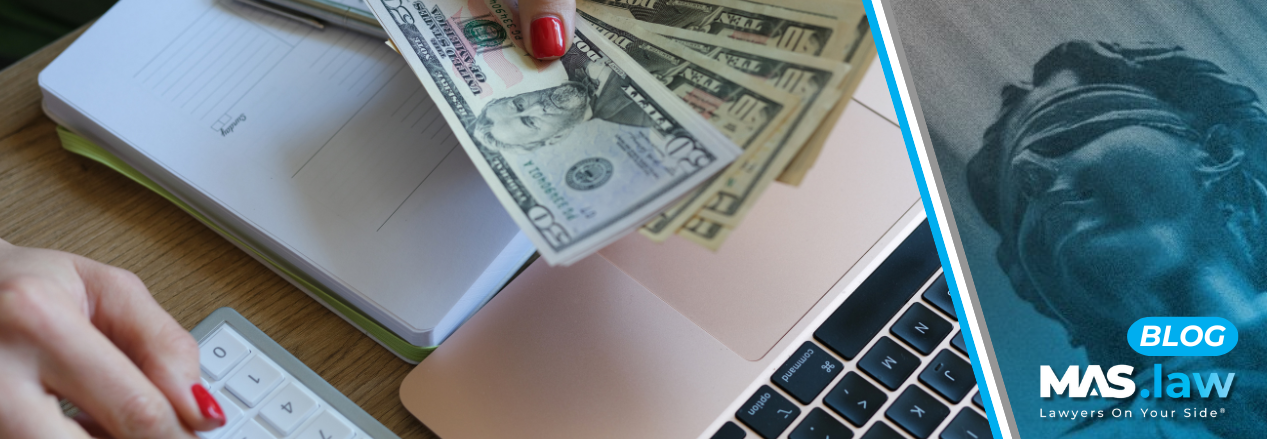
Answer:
[1006,83,1201,159]
[997,84,1203,236]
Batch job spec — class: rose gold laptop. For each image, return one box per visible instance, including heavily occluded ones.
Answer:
[397,64,991,439]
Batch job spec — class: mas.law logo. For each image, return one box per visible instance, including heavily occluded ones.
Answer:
[1038,317,1237,420]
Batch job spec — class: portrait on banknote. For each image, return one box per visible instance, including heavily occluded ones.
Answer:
[884,0,1267,437]
[472,58,659,153]
[369,0,740,263]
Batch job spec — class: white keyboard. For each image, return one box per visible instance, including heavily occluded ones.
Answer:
[194,308,397,439]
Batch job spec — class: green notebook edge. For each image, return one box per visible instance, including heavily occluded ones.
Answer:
[56,126,435,362]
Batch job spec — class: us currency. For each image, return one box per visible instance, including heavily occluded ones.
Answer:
[714,0,878,186]
[732,0,870,63]
[583,12,850,247]
[582,13,796,151]
[738,0,876,185]
[578,10,801,241]
[682,50,875,249]
[366,0,742,264]
[683,50,876,250]
[679,215,732,250]
[580,0,856,58]
[627,18,849,228]
[779,37,876,185]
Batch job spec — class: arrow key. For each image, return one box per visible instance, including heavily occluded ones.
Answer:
[824,372,887,426]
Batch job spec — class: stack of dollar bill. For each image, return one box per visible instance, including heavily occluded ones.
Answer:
[366,0,875,264]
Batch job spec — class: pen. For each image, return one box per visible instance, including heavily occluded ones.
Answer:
[233,0,389,39]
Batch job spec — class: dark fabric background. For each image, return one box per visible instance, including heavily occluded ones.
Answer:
[0,0,115,68]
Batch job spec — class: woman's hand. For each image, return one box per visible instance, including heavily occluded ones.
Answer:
[521,0,576,60]
[0,239,223,438]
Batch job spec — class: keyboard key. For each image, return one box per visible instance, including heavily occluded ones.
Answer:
[886,386,950,439]
[226,355,285,407]
[736,385,800,439]
[972,392,983,409]
[950,331,967,354]
[259,382,320,434]
[890,303,952,355]
[824,372,886,426]
[201,327,251,380]
[712,421,747,439]
[816,221,941,359]
[860,422,906,439]
[217,390,245,425]
[941,409,992,439]
[772,342,843,404]
[227,419,275,439]
[921,275,956,319]
[789,408,852,439]
[197,390,246,439]
[919,350,976,403]
[858,337,920,390]
[295,410,354,439]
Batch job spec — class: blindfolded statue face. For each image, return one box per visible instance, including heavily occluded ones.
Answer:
[970,41,1267,347]
[1008,124,1219,326]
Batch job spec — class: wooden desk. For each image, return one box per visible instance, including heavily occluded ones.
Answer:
[0,27,438,439]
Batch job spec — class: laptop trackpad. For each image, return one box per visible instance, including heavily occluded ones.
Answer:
[598,105,916,361]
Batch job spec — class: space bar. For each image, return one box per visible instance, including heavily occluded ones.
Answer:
[814,220,940,360]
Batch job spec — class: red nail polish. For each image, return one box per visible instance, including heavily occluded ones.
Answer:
[531,16,565,59]
[192,384,226,427]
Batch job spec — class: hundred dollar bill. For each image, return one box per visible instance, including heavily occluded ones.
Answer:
[366,0,742,264]
[578,10,801,240]
[579,0,856,58]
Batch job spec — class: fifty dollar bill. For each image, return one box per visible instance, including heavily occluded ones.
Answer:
[367,0,741,264]
[639,18,849,228]
[581,10,850,247]
[579,10,803,241]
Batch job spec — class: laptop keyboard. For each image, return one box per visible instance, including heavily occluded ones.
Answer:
[712,221,992,439]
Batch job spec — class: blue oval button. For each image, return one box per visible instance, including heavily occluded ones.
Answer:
[1127,317,1237,356]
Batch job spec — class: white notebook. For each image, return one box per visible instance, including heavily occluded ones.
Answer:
[39,0,535,354]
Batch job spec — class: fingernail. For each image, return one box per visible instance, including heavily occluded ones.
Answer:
[530,16,565,59]
[191,384,226,427]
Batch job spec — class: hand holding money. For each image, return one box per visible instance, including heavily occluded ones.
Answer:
[368,0,742,264]
[520,0,574,60]
[367,0,875,261]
